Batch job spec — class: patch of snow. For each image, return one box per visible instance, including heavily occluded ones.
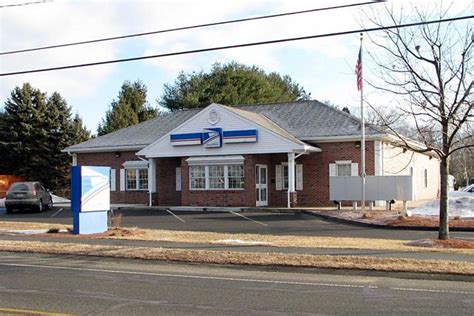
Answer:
[411,191,474,218]
[213,239,275,246]
[1,229,68,235]
[52,195,70,204]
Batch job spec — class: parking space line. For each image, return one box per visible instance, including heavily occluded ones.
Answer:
[50,208,64,218]
[229,211,268,226]
[166,209,186,223]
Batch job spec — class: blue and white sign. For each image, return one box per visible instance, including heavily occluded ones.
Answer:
[203,128,222,148]
[71,166,110,234]
[171,128,258,147]
[222,129,258,143]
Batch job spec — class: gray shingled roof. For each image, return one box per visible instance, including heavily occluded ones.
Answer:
[64,100,384,152]
[233,100,383,139]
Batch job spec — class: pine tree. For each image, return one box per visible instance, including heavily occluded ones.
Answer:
[0,83,90,191]
[97,80,158,135]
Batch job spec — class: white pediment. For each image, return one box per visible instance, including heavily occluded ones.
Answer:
[137,103,312,158]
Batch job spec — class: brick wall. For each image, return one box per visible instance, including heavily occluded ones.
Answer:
[155,157,181,205]
[76,141,375,207]
[76,151,149,205]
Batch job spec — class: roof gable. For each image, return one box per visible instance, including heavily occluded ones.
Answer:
[137,103,316,158]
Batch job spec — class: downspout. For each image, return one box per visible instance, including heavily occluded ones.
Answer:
[67,152,77,166]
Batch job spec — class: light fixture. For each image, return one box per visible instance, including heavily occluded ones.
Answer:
[114,152,121,158]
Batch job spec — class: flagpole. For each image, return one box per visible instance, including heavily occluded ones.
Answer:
[360,33,366,213]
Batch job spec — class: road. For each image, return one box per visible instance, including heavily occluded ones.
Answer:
[1,206,473,240]
[0,252,473,315]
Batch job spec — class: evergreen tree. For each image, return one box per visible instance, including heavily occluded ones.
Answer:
[97,80,158,135]
[0,83,90,191]
[159,62,311,111]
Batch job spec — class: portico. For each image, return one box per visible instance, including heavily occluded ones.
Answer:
[138,103,320,207]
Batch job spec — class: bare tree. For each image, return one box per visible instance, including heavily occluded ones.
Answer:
[364,3,473,240]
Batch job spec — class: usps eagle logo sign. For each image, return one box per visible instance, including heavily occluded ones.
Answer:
[170,128,257,147]
[202,128,222,148]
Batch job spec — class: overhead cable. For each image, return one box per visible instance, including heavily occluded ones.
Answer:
[0,0,51,9]
[1,15,472,77]
[0,1,380,55]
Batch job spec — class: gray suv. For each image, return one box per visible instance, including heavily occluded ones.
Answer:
[5,182,53,213]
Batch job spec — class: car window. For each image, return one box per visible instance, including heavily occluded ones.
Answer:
[34,183,41,191]
[40,185,46,191]
[9,183,29,191]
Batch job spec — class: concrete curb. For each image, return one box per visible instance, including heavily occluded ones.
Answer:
[301,210,474,232]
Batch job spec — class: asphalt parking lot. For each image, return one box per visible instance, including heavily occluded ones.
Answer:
[0,205,473,240]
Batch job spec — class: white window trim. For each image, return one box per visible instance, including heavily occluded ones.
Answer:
[186,155,244,166]
[277,163,303,191]
[125,168,149,191]
[189,164,244,191]
[330,161,358,177]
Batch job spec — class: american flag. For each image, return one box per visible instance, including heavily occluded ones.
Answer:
[355,46,362,91]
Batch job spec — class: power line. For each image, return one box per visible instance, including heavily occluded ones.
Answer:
[0,1,380,55]
[1,15,472,77]
[0,0,52,9]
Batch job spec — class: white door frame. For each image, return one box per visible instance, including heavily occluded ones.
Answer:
[255,164,268,207]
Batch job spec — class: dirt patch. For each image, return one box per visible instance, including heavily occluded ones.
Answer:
[405,239,474,249]
[311,210,474,228]
[389,216,474,228]
[0,240,472,275]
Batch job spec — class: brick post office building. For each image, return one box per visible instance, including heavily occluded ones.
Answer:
[64,101,440,207]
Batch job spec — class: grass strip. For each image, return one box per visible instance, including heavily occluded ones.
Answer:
[0,240,472,275]
[105,228,474,255]
[1,221,473,255]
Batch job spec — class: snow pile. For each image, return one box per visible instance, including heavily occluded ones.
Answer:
[213,239,275,246]
[411,191,474,218]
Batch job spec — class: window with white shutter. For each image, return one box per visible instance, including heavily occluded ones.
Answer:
[176,167,182,191]
[351,163,359,176]
[329,163,336,177]
[110,169,116,191]
[276,164,303,190]
[119,169,125,191]
[296,164,303,190]
[275,165,282,190]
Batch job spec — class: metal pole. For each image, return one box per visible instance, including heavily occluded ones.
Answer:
[360,33,366,213]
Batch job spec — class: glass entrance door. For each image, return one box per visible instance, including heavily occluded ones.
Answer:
[255,165,268,206]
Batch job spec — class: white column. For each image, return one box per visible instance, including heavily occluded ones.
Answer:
[148,158,156,206]
[287,152,295,208]
[72,153,77,166]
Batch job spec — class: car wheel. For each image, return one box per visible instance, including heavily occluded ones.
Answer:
[37,199,43,213]
[5,207,13,214]
[47,197,53,210]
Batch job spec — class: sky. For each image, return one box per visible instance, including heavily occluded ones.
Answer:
[0,0,471,134]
